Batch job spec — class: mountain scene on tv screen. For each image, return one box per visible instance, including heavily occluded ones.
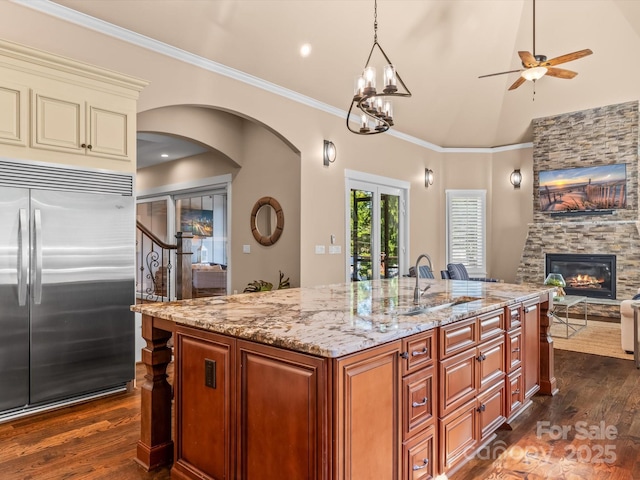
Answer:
[539,164,627,212]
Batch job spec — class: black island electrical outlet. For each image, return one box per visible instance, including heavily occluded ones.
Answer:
[205,358,216,389]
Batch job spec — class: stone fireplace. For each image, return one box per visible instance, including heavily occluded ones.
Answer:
[517,101,640,318]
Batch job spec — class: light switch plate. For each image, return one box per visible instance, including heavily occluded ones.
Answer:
[315,245,325,254]
[243,244,251,253]
[329,245,342,254]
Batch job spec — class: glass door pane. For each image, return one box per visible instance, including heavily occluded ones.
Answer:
[136,197,173,301]
[175,192,228,297]
[380,193,400,279]
[350,189,373,281]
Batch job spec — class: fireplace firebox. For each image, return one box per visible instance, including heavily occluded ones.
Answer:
[545,254,616,299]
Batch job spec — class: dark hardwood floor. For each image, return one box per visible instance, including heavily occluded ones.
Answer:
[0,351,638,480]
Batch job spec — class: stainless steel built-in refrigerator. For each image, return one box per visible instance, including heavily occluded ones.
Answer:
[0,159,135,416]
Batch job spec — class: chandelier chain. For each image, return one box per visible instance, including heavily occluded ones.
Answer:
[373,0,378,43]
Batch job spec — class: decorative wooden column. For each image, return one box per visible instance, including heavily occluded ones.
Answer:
[136,314,174,471]
[538,296,558,396]
[176,232,193,300]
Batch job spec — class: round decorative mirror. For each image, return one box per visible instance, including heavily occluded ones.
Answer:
[250,196,284,246]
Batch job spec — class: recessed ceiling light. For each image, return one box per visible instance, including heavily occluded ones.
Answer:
[300,43,312,58]
[161,153,169,158]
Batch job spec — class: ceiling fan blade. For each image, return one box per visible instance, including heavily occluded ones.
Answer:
[508,76,526,91]
[478,69,522,79]
[518,51,538,68]
[546,67,578,79]
[544,49,593,66]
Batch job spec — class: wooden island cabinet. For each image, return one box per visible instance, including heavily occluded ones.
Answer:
[133,280,555,479]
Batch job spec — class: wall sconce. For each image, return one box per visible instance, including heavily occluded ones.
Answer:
[424,168,434,188]
[323,140,336,166]
[510,169,522,189]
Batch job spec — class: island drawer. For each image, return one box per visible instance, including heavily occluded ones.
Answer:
[439,317,477,359]
[478,309,505,342]
[402,329,435,375]
[402,425,436,480]
[402,364,436,440]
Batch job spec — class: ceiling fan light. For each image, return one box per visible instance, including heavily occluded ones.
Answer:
[521,66,548,82]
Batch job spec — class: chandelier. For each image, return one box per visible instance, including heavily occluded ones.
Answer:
[347,0,412,135]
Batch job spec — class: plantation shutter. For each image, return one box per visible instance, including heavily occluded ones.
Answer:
[446,190,486,277]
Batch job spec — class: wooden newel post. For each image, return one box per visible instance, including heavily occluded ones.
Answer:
[176,232,193,300]
[136,315,174,470]
[539,295,559,396]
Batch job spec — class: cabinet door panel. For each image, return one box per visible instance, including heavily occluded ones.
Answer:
[402,425,436,480]
[477,379,506,443]
[439,399,476,473]
[88,104,130,159]
[506,368,524,420]
[336,341,401,480]
[439,348,476,417]
[403,364,436,439]
[31,91,84,152]
[477,335,506,391]
[506,327,523,373]
[0,83,27,146]
[238,341,327,480]
[174,330,235,480]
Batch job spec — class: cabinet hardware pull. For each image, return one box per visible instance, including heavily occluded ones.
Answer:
[476,354,486,362]
[512,389,520,395]
[412,459,429,471]
[477,404,486,413]
[412,397,428,408]
[412,347,428,356]
[512,347,521,353]
[81,143,86,148]
[399,352,409,359]
[87,144,93,150]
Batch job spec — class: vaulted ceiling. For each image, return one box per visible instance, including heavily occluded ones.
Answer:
[45,0,640,150]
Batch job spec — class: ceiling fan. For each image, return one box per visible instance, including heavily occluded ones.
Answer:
[479,0,593,91]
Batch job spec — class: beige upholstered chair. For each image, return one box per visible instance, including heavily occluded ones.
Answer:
[620,288,640,353]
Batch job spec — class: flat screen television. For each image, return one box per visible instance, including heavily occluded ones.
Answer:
[538,164,627,212]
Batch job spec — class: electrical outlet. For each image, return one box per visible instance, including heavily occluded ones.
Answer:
[243,244,251,254]
[329,245,342,254]
[205,359,216,389]
[315,245,325,254]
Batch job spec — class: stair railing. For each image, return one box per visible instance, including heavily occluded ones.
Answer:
[136,221,193,303]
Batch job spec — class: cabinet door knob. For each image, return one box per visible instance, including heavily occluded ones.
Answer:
[476,354,486,362]
[399,351,409,360]
[477,404,486,413]
[412,397,428,408]
[412,458,429,471]
[87,144,93,150]
[512,347,521,353]
[81,143,87,148]
[512,389,520,395]
[412,347,428,356]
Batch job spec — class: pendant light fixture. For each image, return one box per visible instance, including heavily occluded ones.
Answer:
[347,0,411,135]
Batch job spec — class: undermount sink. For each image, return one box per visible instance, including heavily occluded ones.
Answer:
[392,296,482,317]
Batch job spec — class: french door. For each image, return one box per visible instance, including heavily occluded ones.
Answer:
[347,178,407,282]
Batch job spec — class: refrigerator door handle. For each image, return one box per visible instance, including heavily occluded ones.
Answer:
[18,208,28,306]
[34,208,43,305]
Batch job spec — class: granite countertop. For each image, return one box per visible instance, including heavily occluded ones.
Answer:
[131,278,552,358]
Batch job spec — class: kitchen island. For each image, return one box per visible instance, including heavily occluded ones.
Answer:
[132,278,556,479]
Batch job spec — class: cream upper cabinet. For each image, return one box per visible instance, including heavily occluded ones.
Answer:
[31,89,135,161]
[0,39,147,173]
[0,82,28,147]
